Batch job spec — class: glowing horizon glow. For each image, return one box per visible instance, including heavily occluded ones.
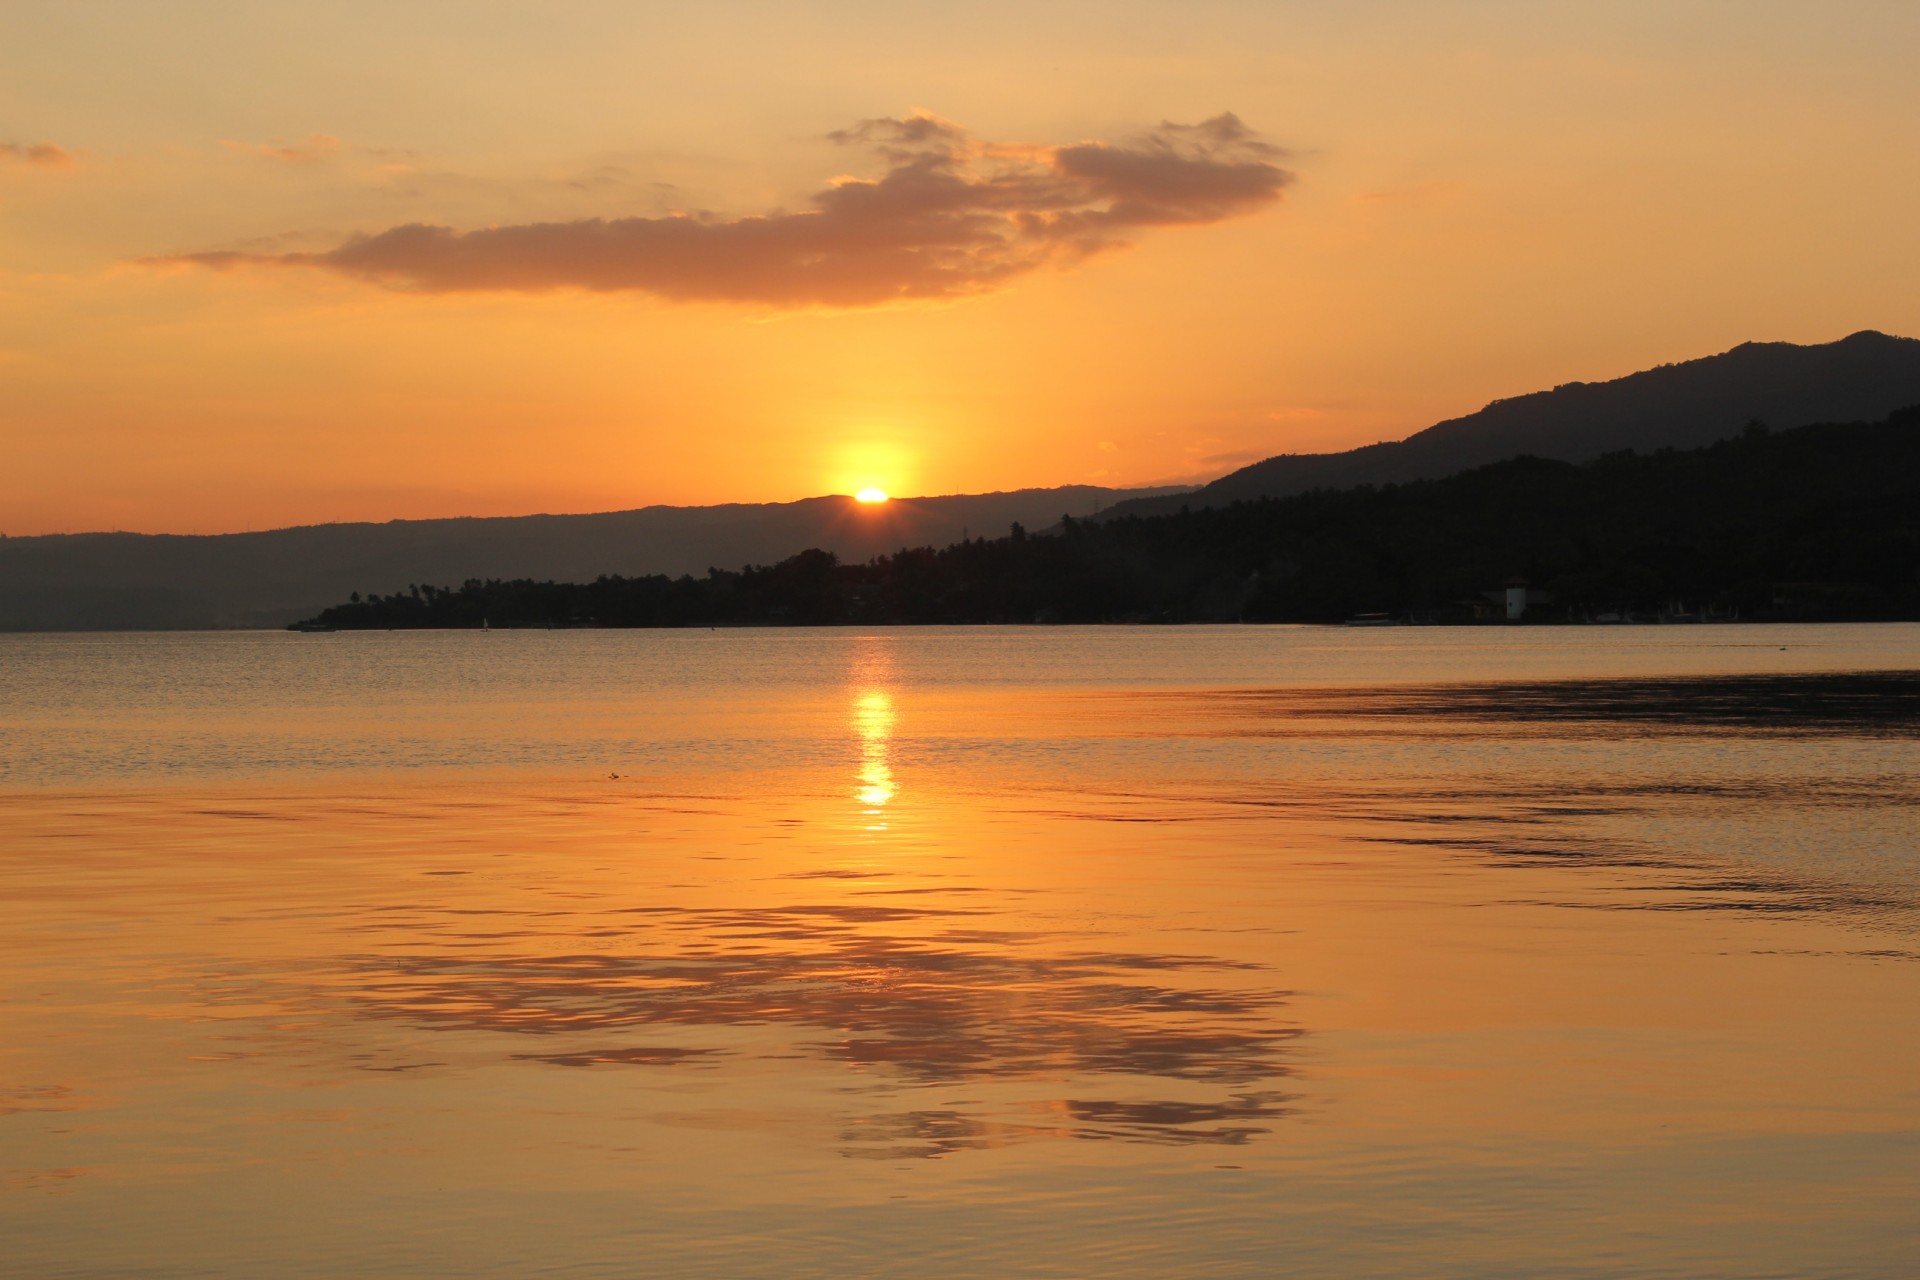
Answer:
[4,7,1919,535]
[854,488,890,504]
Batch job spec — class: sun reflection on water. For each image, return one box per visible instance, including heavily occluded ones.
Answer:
[853,691,896,815]
[850,638,898,827]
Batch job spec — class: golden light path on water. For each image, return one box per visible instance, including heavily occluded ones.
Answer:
[851,636,899,824]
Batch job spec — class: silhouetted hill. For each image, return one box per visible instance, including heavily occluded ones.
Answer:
[300,407,1920,628]
[0,485,1187,630]
[1099,330,1920,520]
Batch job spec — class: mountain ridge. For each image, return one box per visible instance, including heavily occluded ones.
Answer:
[10,330,1920,630]
[0,484,1188,630]
[294,406,1920,628]
[1095,330,1920,520]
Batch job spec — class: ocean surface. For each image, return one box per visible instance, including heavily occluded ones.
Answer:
[3,625,1918,1278]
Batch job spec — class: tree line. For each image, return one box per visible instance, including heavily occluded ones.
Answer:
[296,408,1920,629]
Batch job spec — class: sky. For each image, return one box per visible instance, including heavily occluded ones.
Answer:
[3,0,1918,535]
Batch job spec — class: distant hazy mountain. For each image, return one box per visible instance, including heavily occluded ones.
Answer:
[1096,330,1920,521]
[0,485,1186,630]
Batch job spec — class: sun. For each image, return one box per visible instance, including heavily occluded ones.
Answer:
[854,488,890,504]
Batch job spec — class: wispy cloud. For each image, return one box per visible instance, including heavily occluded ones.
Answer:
[220,133,342,163]
[162,113,1292,307]
[0,142,75,168]
[1197,447,1273,468]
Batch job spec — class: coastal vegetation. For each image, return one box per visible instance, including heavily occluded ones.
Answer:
[296,408,1920,628]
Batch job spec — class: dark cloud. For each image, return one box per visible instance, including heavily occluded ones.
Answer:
[165,113,1292,307]
[0,142,74,168]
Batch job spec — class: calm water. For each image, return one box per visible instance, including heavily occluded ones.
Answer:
[3,626,1918,1278]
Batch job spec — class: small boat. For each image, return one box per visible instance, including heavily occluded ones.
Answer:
[1341,612,1403,627]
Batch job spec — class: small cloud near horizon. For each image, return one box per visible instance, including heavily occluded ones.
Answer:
[156,112,1293,308]
[1196,447,1273,468]
[0,142,75,168]
[220,134,342,163]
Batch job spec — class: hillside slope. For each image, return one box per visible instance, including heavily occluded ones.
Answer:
[301,408,1920,628]
[1100,330,1920,520]
[0,485,1184,630]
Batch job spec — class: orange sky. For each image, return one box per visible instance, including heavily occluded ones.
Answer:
[4,1,1919,534]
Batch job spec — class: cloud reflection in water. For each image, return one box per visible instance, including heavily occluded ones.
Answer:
[343,898,1298,1157]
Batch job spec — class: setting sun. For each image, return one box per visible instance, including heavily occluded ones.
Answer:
[854,488,890,504]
